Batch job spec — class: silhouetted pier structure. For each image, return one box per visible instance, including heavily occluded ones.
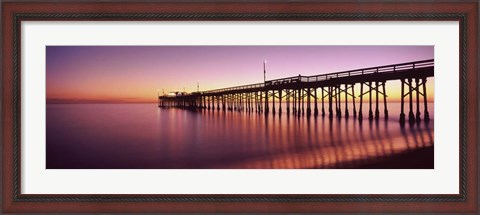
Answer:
[159,59,433,124]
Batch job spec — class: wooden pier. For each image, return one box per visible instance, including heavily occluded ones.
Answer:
[159,59,434,124]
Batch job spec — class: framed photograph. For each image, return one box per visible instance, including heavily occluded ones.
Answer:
[2,1,478,213]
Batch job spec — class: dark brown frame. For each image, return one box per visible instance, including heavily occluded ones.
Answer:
[2,0,478,213]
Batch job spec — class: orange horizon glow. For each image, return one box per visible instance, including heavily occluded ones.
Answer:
[46,77,434,104]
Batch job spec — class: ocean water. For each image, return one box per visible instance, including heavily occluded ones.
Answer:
[46,103,434,169]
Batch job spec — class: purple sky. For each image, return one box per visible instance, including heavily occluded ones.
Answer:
[46,46,433,103]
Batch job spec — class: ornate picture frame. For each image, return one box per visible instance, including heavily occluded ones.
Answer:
[2,1,478,213]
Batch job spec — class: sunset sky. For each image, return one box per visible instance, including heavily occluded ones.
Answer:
[46,46,434,103]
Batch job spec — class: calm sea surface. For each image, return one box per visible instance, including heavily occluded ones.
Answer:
[46,103,434,169]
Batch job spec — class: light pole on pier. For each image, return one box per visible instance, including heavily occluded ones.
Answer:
[197,81,199,92]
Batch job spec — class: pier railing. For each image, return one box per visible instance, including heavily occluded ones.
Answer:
[304,59,433,82]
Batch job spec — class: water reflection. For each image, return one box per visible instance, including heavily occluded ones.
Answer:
[197,108,433,169]
[46,103,434,169]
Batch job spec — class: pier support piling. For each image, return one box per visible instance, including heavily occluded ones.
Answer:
[352,84,357,118]
[293,89,296,115]
[344,85,349,119]
[265,90,269,115]
[272,91,276,115]
[383,82,388,120]
[321,87,325,117]
[328,86,333,119]
[400,79,406,124]
[298,89,302,116]
[415,78,421,122]
[423,78,430,121]
[301,89,305,116]
[359,83,363,121]
[337,86,342,118]
[314,88,319,116]
[279,90,283,115]
[375,82,380,121]
[368,82,373,121]
[307,88,312,116]
[408,78,415,124]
